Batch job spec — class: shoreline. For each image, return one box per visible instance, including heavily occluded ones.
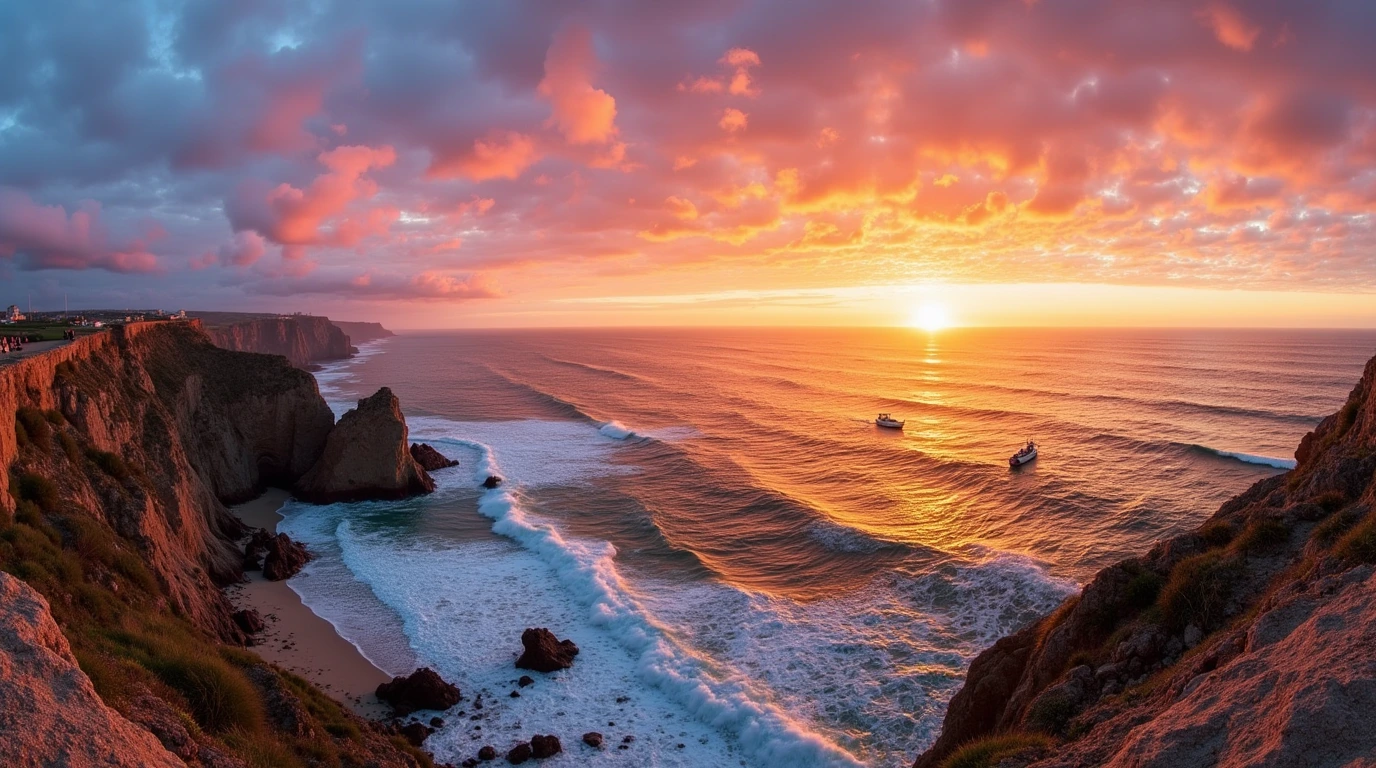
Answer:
[226,488,394,719]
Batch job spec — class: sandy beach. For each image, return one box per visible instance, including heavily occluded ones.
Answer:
[226,489,393,718]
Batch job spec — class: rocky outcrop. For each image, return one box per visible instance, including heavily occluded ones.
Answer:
[375,667,461,716]
[529,734,562,758]
[200,313,352,368]
[0,573,183,768]
[244,529,313,580]
[411,442,459,471]
[296,387,435,503]
[332,321,395,345]
[515,628,579,672]
[0,320,334,637]
[914,352,1376,768]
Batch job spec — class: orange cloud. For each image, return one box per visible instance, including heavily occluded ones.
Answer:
[431,131,539,180]
[539,25,619,145]
[720,108,749,132]
[1198,4,1262,52]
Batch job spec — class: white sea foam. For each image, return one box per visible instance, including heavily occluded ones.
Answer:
[1198,445,1298,470]
[598,420,636,439]
[444,437,868,767]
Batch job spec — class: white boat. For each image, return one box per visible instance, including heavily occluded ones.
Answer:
[1009,439,1038,467]
[875,413,905,429]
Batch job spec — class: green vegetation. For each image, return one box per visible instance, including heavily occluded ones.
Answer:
[16,408,52,451]
[1125,567,1164,609]
[1232,516,1289,555]
[1314,490,1348,513]
[85,448,132,481]
[940,732,1054,768]
[1198,520,1235,548]
[1157,551,1243,631]
[1334,510,1376,564]
[1313,506,1363,546]
[14,472,60,513]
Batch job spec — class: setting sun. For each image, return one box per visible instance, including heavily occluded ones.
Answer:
[909,303,953,332]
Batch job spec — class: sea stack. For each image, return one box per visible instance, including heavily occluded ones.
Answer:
[296,387,435,503]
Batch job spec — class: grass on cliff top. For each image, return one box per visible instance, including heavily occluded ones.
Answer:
[1156,550,1243,632]
[941,732,1054,768]
[1334,508,1376,564]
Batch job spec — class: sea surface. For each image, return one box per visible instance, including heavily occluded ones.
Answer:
[276,327,1375,767]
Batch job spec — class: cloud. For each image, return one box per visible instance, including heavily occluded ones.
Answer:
[0,188,160,273]
[1198,4,1262,52]
[429,131,539,180]
[237,269,502,300]
[539,25,618,145]
[719,108,749,132]
[227,145,397,248]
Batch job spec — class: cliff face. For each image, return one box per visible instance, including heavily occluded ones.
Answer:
[914,352,1376,768]
[1,321,437,768]
[332,321,395,345]
[297,387,434,503]
[203,315,353,368]
[0,572,184,768]
[0,320,333,637]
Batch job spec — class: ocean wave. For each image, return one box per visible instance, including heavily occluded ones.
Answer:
[452,437,865,767]
[1190,444,1297,470]
[598,420,636,439]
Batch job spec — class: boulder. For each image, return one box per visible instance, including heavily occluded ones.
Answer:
[375,667,461,716]
[506,742,532,764]
[582,732,603,748]
[296,387,435,503]
[410,443,459,471]
[515,628,579,672]
[478,745,497,761]
[398,722,431,746]
[530,734,562,758]
[251,531,311,581]
[483,475,502,489]
[518,675,534,688]
[232,608,265,634]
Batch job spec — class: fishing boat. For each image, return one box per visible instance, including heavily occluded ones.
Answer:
[875,413,905,429]
[1009,439,1038,467]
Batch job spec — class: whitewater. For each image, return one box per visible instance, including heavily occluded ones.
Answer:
[272,328,1371,765]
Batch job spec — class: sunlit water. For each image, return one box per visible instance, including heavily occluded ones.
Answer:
[276,328,1375,767]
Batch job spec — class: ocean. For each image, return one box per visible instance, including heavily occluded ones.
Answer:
[275,327,1375,767]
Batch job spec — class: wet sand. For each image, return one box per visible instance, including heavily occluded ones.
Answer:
[226,488,394,718]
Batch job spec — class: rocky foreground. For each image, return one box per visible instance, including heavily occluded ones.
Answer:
[914,352,1376,767]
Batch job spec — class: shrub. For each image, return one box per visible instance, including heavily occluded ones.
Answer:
[1233,517,1289,555]
[15,473,60,513]
[1025,690,1075,734]
[1157,551,1243,632]
[941,732,1054,768]
[57,431,82,463]
[14,421,29,448]
[1126,570,1164,609]
[1313,507,1363,547]
[44,410,65,426]
[14,499,44,528]
[16,408,51,450]
[1198,520,1235,548]
[1334,511,1376,565]
[86,449,131,481]
[149,652,265,734]
[1314,490,1348,513]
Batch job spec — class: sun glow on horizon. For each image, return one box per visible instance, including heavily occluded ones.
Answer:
[908,303,953,332]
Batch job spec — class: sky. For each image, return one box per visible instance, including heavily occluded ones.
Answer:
[2,0,1376,328]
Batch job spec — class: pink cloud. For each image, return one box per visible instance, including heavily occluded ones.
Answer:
[539,25,619,145]
[430,131,539,180]
[719,108,749,132]
[227,144,397,248]
[1198,4,1262,52]
[0,188,161,273]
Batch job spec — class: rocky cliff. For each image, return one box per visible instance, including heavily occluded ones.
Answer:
[914,352,1376,768]
[297,387,434,503]
[0,572,183,767]
[199,313,353,368]
[1,321,333,635]
[1,322,437,768]
[332,321,395,345]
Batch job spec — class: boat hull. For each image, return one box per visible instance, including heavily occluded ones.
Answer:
[1009,449,1038,466]
[876,420,905,429]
